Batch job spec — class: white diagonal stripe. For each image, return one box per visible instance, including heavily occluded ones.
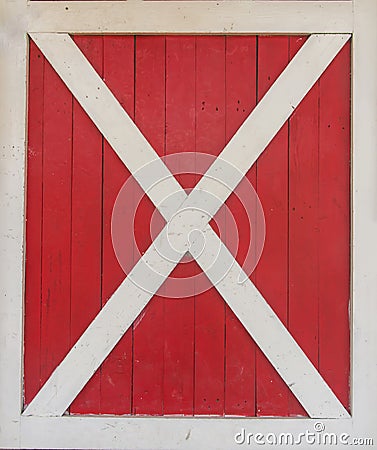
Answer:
[24,33,350,418]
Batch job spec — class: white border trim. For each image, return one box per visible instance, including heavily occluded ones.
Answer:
[25,1,353,34]
[1,0,377,448]
[352,0,377,429]
[0,3,27,446]
[19,416,354,449]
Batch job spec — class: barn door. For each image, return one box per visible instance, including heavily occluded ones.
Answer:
[1,1,376,449]
[24,32,351,419]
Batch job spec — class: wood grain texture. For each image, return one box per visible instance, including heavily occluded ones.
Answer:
[318,41,351,411]
[70,35,103,415]
[224,36,257,416]
[100,35,135,415]
[288,35,317,417]
[24,40,44,406]
[132,36,166,416]
[164,36,196,415]
[255,36,291,417]
[40,53,72,394]
[194,36,226,416]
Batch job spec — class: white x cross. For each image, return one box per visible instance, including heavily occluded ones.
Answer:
[24,32,350,418]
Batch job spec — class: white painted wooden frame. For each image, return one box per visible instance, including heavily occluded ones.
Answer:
[1,0,376,448]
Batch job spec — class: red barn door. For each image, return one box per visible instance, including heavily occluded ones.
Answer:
[24,34,350,418]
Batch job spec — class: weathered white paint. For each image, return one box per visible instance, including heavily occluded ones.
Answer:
[1,0,376,448]
[26,1,353,34]
[20,415,356,450]
[0,1,27,446]
[24,33,349,419]
[352,0,377,431]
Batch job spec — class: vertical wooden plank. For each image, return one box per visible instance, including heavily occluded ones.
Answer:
[132,36,166,415]
[164,36,196,415]
[194,36,226,416]
[255,36,290,417]
[224,35,257,416]
[288,35,318,417]
[40,56,72,393]
[69,35,103,414]
[318,41,351,410]
[101,36,135,414]
[24,40,44,406]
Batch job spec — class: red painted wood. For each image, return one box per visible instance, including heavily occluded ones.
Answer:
[224,36,257,416]
[318,41,351,411]
[40,56,72,393]
[25,35,351,417]
[132,36,166,415]
[69,35,103,414]
[164,36,196,415]
[255,36,290,417]
[194,36,226,415]
[288,35,317,417]
[24,40,44,406]
[100,36,135,414]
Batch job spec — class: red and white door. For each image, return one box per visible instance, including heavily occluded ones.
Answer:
[24,33,351,419]
[1,1,376,449]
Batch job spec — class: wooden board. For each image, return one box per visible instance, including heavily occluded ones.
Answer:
[24,40,44,406]
[255,35,291,417]
[132,36,166,415]
[164,36,196,415]
[39,48,72,395]
[100,35,135,415]
[224,36,257,416]
[69,34,103,415]
[194,35,226,416]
